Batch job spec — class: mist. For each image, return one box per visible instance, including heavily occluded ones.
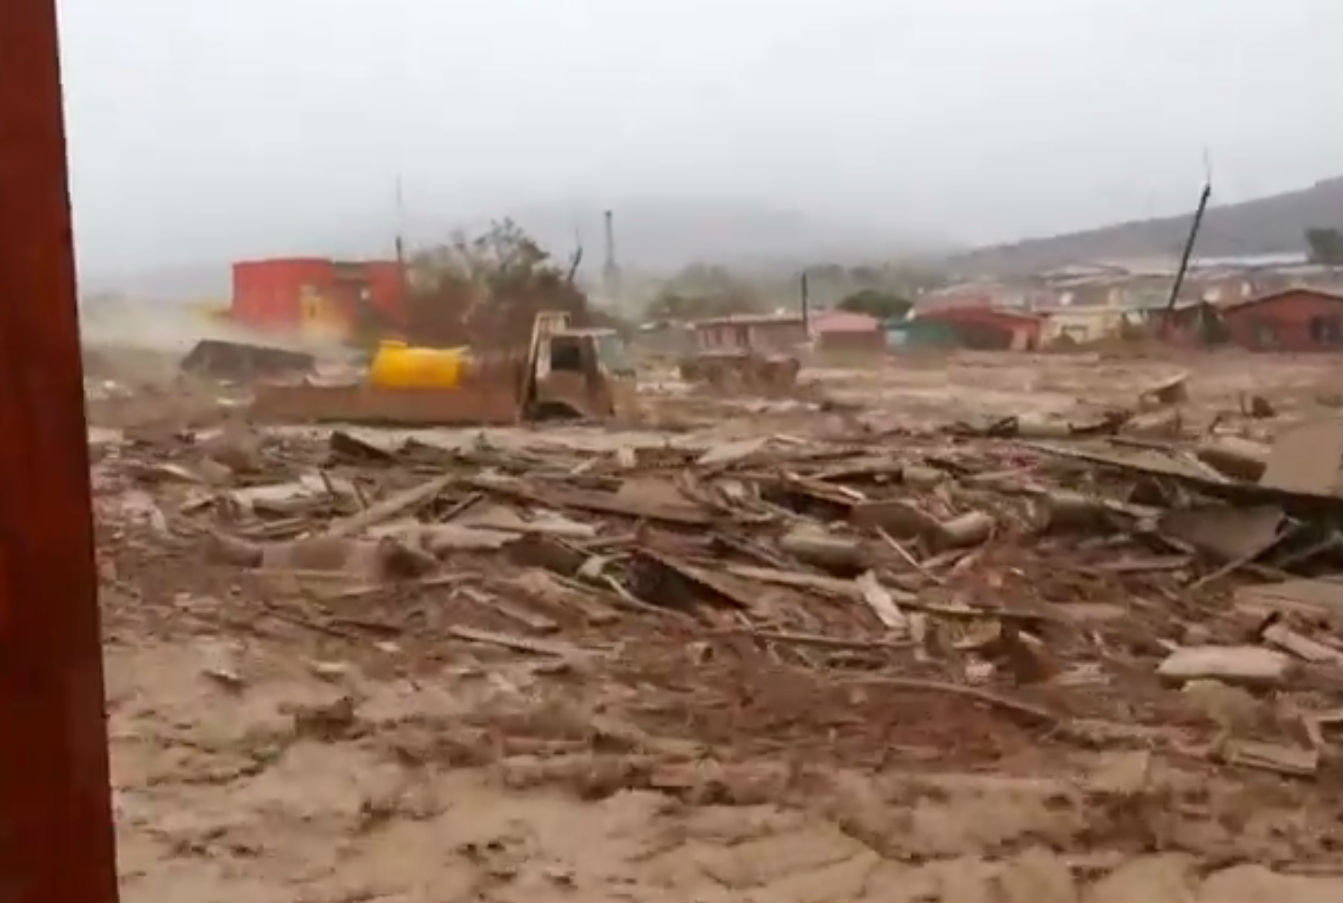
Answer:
[57,0,1343,294]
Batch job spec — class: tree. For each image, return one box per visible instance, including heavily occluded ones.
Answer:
[643,262,764,321]
[1305,227,1343,265]
[644,290,756,322]
[406,219,591,346]
[836,289,912,321]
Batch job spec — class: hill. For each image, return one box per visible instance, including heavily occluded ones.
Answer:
[948,176,1343,276]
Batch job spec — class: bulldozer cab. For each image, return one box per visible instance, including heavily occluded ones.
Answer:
[526,318,636,420]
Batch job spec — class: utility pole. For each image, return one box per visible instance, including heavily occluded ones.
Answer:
[394,174,408,302]
[1160,179,1212,338]
[0,0,119,899]
[800,271,810,333]
[601,209,621,300]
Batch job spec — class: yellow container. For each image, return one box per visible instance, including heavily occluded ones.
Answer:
[369,340,470,390]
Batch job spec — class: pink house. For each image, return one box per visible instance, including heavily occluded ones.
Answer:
[810,310,883,352]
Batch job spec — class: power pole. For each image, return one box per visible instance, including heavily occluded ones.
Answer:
[1160,179,1212,338]
[602,209,621,300]
[800,271,810,333]
[394,174,408,308]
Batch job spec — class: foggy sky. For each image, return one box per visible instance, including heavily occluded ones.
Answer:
[58,0,1343,279]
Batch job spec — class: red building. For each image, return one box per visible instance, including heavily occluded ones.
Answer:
[230,257,407,337]
[916,307,1043,351]
[1221,288,1343,352]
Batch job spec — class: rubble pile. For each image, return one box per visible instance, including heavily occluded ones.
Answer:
[93,398,1343,781]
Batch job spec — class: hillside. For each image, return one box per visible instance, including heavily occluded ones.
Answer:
[948,176,1343,276]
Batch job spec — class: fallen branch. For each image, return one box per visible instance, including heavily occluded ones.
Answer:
[717,628,912,652]
[447,625,593,658]
[876,527,944,585]
[855,675,1060,726]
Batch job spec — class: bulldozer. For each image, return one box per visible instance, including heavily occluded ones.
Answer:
[249,311,637,425]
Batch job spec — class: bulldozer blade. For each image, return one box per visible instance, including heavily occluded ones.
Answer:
[181,339,315,381]
[250,382,524,426]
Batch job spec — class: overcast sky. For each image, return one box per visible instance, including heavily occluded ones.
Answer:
[58,0,1343,278]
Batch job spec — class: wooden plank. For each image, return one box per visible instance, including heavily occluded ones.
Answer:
[447,625,590,658]
[542,486,711,525]
[1234,579,1343,625]
[323,474,452,537]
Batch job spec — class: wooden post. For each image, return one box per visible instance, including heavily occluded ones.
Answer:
[1160,180,1212,338]
[0,0,120,899]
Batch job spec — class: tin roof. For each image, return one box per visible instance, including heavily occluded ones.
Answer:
[1221,286,1343,314]
[916,306,1042,327]
[810,310,879,333]
[693,313,804,327]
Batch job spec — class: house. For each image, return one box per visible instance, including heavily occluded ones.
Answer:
[690,313,807,355]
[1187,270,1256,307]
[886,317,956,350]
[810,310,883,353]
[1221,288,1343,352]
[1031,270,1181,344]
[633,320,693,358]
[230,257,406,340]
[1249,264,1343,296]
[1138,300,1224,347]
[893,308,1042,351]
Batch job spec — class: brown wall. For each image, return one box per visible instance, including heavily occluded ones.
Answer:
[1224,291,1343,352]
[693,321,806,354]
[817,330,885,353]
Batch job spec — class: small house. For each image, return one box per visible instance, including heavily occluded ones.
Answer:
[1221,288,1343,352]
[810,310,883,353]
[691,313,807,355]
[633,320,693,358]
[230,257,406,341]
[915,308,1042,351]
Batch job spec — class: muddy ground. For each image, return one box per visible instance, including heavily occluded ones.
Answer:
[90,348,1343,902]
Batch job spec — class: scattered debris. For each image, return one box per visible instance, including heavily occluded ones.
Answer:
[1221,738,1319,777]
[1158,646,1296,688]
[855,570,907,632]
[1196,436,1271,482]
[1140,372,1189,407]
[324,474,454,538]
[1259,416,1343,497]
[1235,578,1343,625]
[936,509,995,549]
[1160,504,1284,565]
[93,348,1343,896]
[1259,618,1343,665]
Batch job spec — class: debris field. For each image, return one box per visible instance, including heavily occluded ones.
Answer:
[91,349,1343,902]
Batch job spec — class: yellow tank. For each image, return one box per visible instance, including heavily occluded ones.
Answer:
[369,340,470,390]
